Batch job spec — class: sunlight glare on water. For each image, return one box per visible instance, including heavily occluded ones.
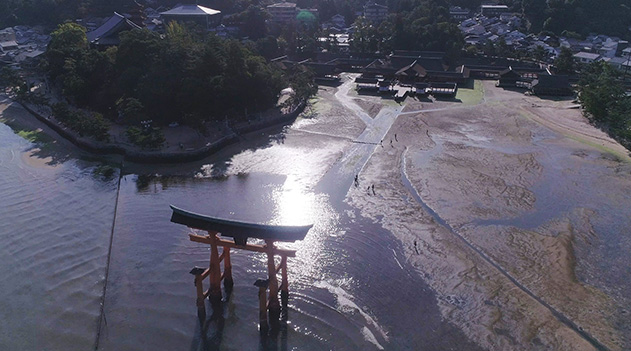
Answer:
[271,175,313,226]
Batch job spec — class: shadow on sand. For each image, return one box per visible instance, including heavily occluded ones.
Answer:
[432,95,462,103]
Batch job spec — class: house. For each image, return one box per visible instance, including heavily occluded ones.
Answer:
[414,82,429,95]
[598,40,618,58]
[355,76,379,91]
[0,28,16,43]
[429,82,458,97]
[363,2,388,23]
[305,62,340,82]
[615,40,628,57]
[573,52,601,64]
[426,70,469,84]
[86,12,141,47]
[465,35,484,46]
[267,2,298,25]
[604,56,631,71]
[378,79,392,93]
[330,14,346,28]
[14,49,45,66]
[530,75,573,96]
[0,40,18,52]
[160,4,222,30]
[395,60,428,83]
[459,18,477,28]
[497,67,521,87]
[464,24,486,36]
[488,22,510,36]
[480,4,509,17]
[449,6,471,21]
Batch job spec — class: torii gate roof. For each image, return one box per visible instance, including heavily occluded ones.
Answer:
[170,205,312,244]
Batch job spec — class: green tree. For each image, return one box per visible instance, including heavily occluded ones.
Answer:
[351,17,377,53]
[532,45,547,62]
[116,29,163,96]
[0,67,28,99]
[578,61,631,148]
[46,23,88,79]
[116,97,145,125]
[286,66,317,106]
[555,47,575,74]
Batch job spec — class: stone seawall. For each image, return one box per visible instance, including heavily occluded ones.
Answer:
[19,101,306,163]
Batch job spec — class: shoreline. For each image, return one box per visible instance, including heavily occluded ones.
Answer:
[2,94,306,164]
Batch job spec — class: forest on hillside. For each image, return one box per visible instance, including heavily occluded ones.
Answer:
[2,0,630,39]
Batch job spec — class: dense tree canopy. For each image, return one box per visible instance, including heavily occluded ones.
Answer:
[578,61,631,148]
[351,0,463,61]
[46,22,289,128]
[537,0,631,37]
[554,47,575,74]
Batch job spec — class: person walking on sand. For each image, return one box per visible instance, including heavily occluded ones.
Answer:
[395,134,398,142]
[371,184,375,195]
[354,174,359,187]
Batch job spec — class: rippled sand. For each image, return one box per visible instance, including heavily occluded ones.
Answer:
[347,81,631,350]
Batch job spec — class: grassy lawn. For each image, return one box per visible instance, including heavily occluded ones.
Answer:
[455,80,485,105]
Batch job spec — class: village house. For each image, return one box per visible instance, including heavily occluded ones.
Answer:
[363,2,388,23]
[497,67,521,87]
[0,26,49,65]
[330,14,347,28]
[480,4,509,18]
[573,52,601,64]
[267,2,298,25]
[530,75,573,96]
[160,4,222,31]
[449,6,471,22]
[603,56,631,71]
[355,76,379,91]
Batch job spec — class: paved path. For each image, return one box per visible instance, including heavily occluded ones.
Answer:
[316,74,404,203]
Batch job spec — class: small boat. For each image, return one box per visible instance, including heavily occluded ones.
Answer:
[170,205,313,244]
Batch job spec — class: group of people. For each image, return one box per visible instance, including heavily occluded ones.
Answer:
[354,133,403,193]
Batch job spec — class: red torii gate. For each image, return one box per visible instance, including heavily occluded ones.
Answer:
[170,205,312,330]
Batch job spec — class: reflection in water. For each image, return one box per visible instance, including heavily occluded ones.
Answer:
[271,175,313,226]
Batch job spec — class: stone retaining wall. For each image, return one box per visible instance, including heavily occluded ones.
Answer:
[19,101,306,163]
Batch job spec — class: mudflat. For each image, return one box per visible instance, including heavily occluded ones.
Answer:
[345,79,631,350]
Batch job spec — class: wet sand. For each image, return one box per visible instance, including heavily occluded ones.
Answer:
[347,80,631,350]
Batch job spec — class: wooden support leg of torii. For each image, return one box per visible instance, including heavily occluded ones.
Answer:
[208,236,223,317]
[266,240,281,330]
[191,267,206,324]
[254,279,270,334]
[223,247,234,298]
[280,255,289,311]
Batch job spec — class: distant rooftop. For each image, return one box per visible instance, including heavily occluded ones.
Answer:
[86,12,140,45]
[267,2,297,8]
[160,5,221,16]
[480,5,509,9]
[573,52,601,60]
